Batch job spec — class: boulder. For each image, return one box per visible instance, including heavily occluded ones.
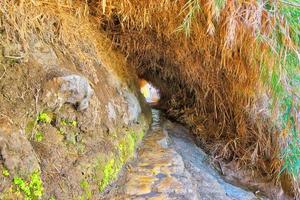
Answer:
[42,74,94,111]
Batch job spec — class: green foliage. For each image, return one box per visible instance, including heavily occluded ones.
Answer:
[261,1,300,176]
[61,118,77,127]
[278,4,300,177]
[37,112,52,124]
[98,129,145,192]
[71,120,77,127]
[282,136,300,176]
[214,0,226,19]
[57,127,65,135]
[176,0,201,36]
[34,131,44,142]
[80,180,92,200]
[280,94,300,176]
[13,177,30,197]
[13,171,43,200]
[58,118,80,145]
[279,0,300,45]
[60,120,67,126]
[98,158,118,192]
[118,129,141,164]
[26,111,54,139]
[2,168,10,177]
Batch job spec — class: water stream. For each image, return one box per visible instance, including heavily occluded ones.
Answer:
[103,109,262,200]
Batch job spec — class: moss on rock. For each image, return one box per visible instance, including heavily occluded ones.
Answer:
[97,128,146,192]
[12,170,44,200]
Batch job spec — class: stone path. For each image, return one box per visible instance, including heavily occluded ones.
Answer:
[103,110,260,200]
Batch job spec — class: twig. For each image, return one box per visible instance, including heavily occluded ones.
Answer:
[4,55,24,59]
[0,65,6,80]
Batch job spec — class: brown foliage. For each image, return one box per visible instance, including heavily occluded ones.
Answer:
[95,0,294,195]
[1,0,298,197]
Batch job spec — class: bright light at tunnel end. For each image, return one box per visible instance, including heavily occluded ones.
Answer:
[139,79,160,104]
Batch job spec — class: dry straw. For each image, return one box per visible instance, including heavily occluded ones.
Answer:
[0,0,134,84]
[1,0,299,197]
[96,0,299,196]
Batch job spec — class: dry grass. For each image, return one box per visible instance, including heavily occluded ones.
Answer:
[0,0,135,86]
[95,0,300,196]
[1,0,299,197]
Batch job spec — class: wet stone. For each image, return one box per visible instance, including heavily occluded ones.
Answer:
[155,173,167,179]
[102,109,258,200]
[125,175,157,196]
[156,176,185,194]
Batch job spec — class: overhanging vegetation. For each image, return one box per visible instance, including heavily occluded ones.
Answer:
[95,0,300,196]
[0,0,299,197]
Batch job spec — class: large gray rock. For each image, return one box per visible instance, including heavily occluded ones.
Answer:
[42,74,94,111]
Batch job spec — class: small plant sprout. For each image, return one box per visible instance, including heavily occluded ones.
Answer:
[71,120,77,127]
[37,112,52,124]
[2,168,10,177]
[61,118,77,127]
[80,180,92,200]
[60,119,68,126]
[34,131,44,142]
[13,170,44,200]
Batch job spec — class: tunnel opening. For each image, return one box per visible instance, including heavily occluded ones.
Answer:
[100,6,266,162]
[139,79,160,105]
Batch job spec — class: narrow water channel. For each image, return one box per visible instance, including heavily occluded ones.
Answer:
[103,109,262,200]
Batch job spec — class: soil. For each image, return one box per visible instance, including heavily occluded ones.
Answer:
[0,40,150,199]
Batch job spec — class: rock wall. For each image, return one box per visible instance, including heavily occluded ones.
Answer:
[0,9,151,199]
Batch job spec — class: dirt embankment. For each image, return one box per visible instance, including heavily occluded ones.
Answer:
[0,2,151,199]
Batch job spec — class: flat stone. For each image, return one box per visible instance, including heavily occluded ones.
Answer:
[148,194,169,200]
[125,175,157,196]
[102,110,259,200]
[156,176,184,194]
